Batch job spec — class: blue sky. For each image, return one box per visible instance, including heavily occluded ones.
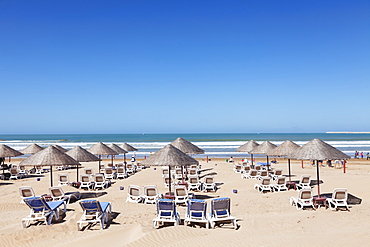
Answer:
[1,0,369,134]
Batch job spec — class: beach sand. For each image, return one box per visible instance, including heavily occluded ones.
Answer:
[1,157,370,247]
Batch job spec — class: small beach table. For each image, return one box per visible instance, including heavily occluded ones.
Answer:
[313,196,328,209]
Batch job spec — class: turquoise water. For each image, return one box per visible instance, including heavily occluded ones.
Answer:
[1,133,369,158]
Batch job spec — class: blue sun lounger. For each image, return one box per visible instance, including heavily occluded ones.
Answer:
[77,199,112,230]
[184,199,209,229]
[209,197,237,229]
[152,199,180,228]
[22,196,66,228]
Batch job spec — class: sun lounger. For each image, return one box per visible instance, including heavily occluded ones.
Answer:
[84,168,93,176]
[35,165,43,175]
[209,197,237,229]
[143,185,160,204]
[116,167,127,179]
[94,174,109,190]
[126,185,143,203]
[188,175,202,191]
[104,167,115,180]
[273,176,288,192]
[203,176,216,192]
[174,186,192,205]
[254,177,273,193]
[126,163,136,174]
[77,199,112,230]
[290,189,315,210]
[326,188,349,211]
[296,175,311,190]
[257,170,269,180]
[9,168,20,180]
[184,199,209,229]
[80,174,93,190]
[188,168,198,176]
[22,196,66,228]
[233,164,242,173]
[152,199,180,228]
[58,173,70,186]
[18,165,28,178]
[244,169,258,179]
[49,186,81,205]
[271,169,283,180]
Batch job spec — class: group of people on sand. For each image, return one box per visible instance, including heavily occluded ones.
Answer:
[354,151,370,160]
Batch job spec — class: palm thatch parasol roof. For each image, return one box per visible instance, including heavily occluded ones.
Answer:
[108,143,128,154]
[88,142,118,155]
[141,144,198,167]
[266,140,300,156]
[287,138,350,160]
[120,143,138,152]
[249,141,277,154]
[52,145,68,153]
[0,144,23,158]
[236,140,259,152]
[170,137,204,154]
[21,143,44,154]
[20,146,79,166]
[66,146,101,162]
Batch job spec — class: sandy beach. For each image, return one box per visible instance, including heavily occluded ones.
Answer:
[1,157,370,247]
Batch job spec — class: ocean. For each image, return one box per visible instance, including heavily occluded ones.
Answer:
[1,133,369,159]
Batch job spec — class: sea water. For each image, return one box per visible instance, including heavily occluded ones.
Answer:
[0,133,369,158]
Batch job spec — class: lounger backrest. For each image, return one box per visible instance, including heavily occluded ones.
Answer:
[262,177,270,185]
[190,165,197,170]
[81,175,90,182]
[20,187,35,198]
[127,164,133,169]
[85,169,92,175]
[277,176,286,185]
[333,189,347,200]
[175,169,182,175]
[10,168,18,175]
[250,170,257,176]
[189,176,198,184]
[189,169,197,175]
[59,174,68,182]
[19,165,26,170]
[175,187,187,196]
[244,166,250,171]
[300,175,310,184]
[80,200,102,213]
[157,199,176,217]
[50,187,64,197]
[95,174,104,182]
[300,190,312,200]
[260,171,268,177]
[117,167,124,173]
[275,169,282,176]
[145,187,157,196]
[105,168,113,174]
[129,186,140,196]
[188,199,206,218]
[255,165,261,170]
[24,197,50,212]
[212,197,230,217]
[205,176,214,184]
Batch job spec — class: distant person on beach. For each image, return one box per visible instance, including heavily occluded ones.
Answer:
[354,151,358,159]
[367,153,370,160]
[360,152,364,159]
[229,157,234,163]
[131,156,136,163]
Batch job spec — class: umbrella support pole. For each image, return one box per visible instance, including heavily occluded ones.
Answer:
[50,165,53,187]
[77,164,79,181]
[251,154,254,167]
[288,159,291,182]
[316,160,320,197]
[169,165,172,194]
[99,155,101,173]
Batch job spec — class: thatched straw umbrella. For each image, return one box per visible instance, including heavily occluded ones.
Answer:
[0,144,23,176]
[171,137,204,154]
[66,146,101,180]
[236,140,259,166]
[288,138,350,197]
[141,144,198,194]
[108,143,127,170]
[87,142,118,171]
[170,137,204,181]
[20,146,79,186]
[120,143,138,164]
[21,143,44,154]
[249,141,277,168]
[266,140,300,182]
[52,145,68,153]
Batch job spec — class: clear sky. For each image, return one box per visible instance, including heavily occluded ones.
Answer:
[1,0,369,134]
